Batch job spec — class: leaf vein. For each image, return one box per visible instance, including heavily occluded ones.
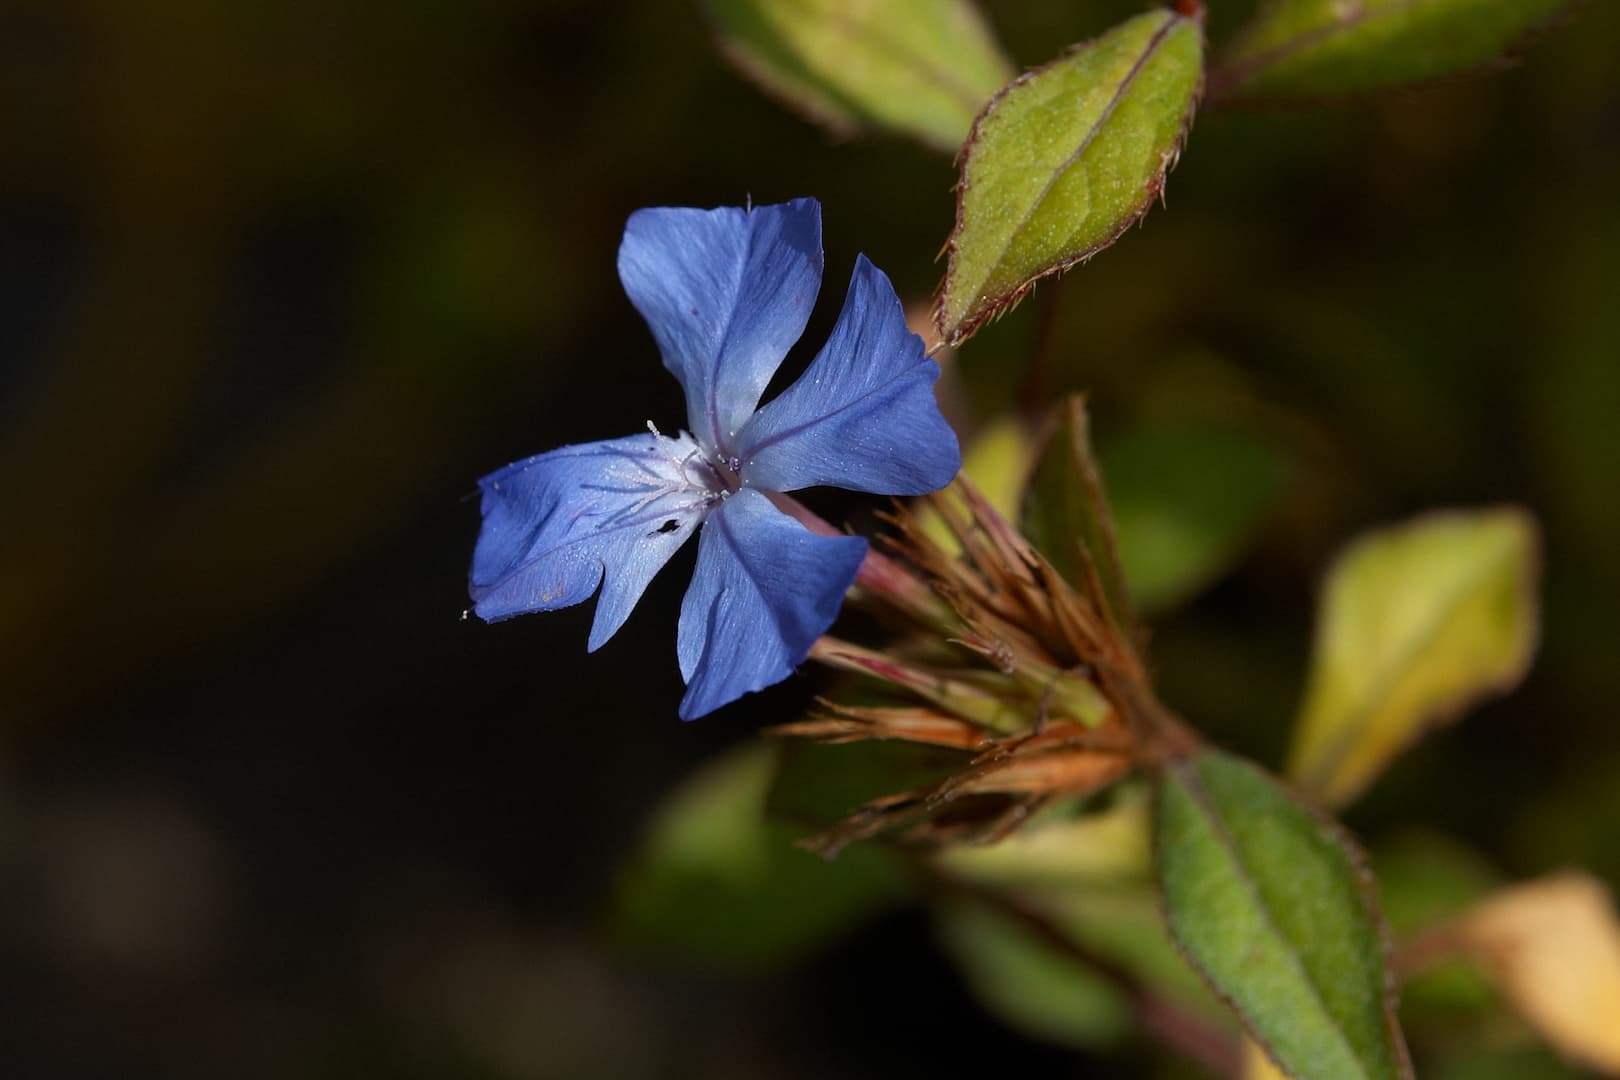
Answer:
[992,14,1179,286]
[1169,758,1369,1076]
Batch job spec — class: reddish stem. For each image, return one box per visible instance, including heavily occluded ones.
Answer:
[764,491,945,624]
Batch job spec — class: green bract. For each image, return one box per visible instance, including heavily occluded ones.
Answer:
[703,0,1013,152]
[1214,0,1572,103]
[1155,749,1413,1080]
[937,9,1204,346]
[1023,396,1134,633]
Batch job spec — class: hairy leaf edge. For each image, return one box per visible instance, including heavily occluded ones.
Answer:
[1152,751,1415,1080]
[934,7,1206,347]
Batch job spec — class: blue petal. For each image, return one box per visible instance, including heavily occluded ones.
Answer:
[617,199,822,455]
[469,431,710,649]
[736,255,961,495]
[675,488,866,720]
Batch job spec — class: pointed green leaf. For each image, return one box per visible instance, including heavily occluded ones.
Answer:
[1022,396,1134,632]
[611,743,903,968]
[1155,749,1413,1080]
[1212,0,1573,105]
[1289,508,1540,808]
[702,0,1014,152]
[1102,421,1290,614]
[936,9,1204,346]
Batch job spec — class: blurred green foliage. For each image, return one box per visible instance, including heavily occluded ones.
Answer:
[935,899,1132,1047]
[1099,420,1290,614]
[703,0,1012,151]
[611,743,903,968]
[1211,0,1574,105]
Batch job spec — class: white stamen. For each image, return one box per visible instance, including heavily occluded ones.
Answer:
[589,422,722,521]
[646,420,687,474]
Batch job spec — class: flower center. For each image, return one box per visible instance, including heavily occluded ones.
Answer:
[644,421,741,508]
[704,453,744,495]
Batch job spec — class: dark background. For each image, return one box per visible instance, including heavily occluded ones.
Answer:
[3,1,1618,1076]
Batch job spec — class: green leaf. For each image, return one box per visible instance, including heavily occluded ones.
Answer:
[1155,748,1413,1080]
[1101,420,1290,615]
[1289,508,1540,808]
[1212,0,1572,105]
[610,743,903,968]
[1022,396,1134,633]
[936,8,1204,346]
[702,0,1014,152]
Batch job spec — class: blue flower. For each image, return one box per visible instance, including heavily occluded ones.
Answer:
[469,198,960,719]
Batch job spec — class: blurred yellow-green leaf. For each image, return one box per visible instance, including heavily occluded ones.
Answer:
[701,0,1014,152]
[1289,508,1540,808]
[1212,0,1572,105]
[957,414,1035,520]
[920,413,1037,551]
[1101,420,1290,615]
[933,787,1151,888]
[1155,748,1412,1079]
[611,743,903,969]
[936,8,1204,346]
